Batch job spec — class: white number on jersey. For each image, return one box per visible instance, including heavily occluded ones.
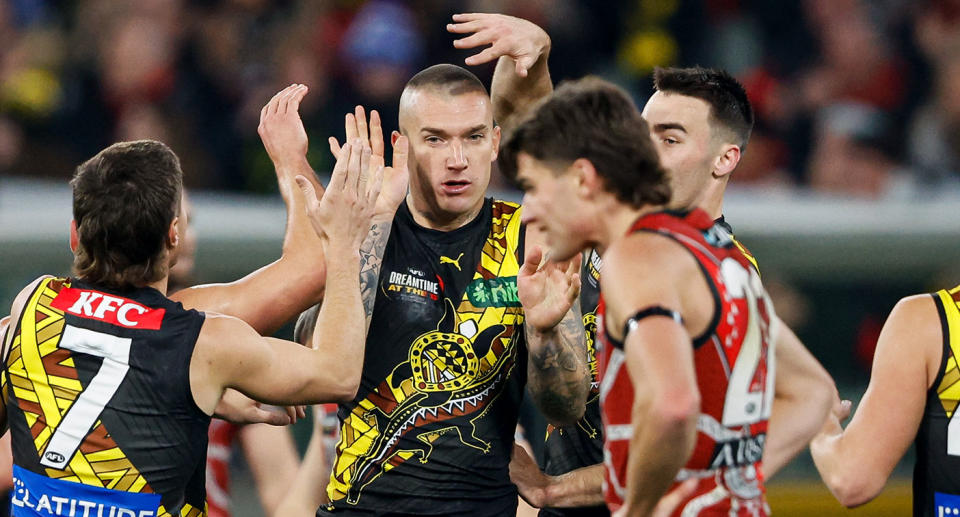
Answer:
[40,325,132,469]
[719,258,776,427]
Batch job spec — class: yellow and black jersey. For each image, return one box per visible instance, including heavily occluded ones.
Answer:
[3,277,209,517]
[539,249,606,517]
[916,286,960,516]
[715,216,759,276]
[326,198,526,516]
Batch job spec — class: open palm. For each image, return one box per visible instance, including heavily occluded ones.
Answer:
[518,245,581,331]
[329,106,409,218]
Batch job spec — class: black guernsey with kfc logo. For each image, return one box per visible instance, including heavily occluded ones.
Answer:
[4,277,209,517]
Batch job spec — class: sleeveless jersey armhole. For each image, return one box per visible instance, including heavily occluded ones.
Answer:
[633,228,722,350]
[181,310,212,420]
[931,292,951,394]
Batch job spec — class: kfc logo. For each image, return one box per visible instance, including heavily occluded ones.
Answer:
[51,288,165,330]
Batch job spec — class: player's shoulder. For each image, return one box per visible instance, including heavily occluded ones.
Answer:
[600,231,700,295]
[876,293,947,382]
[891,293,939,323]
[606,231,697,274]
[883,293,942,355]
[196,311,259,350]
[494,199,525,253]
[193,312,261,366]
[9,275,56,314]
[939,284,960,307]
[4,275,58,358]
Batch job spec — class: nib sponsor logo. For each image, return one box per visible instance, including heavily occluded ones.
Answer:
[466,277,520,308]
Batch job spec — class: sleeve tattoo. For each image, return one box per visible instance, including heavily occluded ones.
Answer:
[294,220,392,344]
[359,221,392,330]
[527,299,590,424]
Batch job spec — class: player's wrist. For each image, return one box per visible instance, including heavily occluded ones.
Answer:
[370,210,396,226]
[536,34,551,60]
[540,474,567,507]
[273,155,312,177]
[321,242,362,265]
[526,317,563,335]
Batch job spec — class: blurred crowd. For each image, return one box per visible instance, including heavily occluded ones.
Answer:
[4,0,960,198]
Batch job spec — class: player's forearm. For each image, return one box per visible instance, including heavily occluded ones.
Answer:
[623,400,697,515]
[242,426,300,514]
[491,49,552,134]
[274,421,330,517]
[311,249,364,396]
[358,215,393,331]
[764,319,835,479]
[762,388,832,479]
[276,156,324,256]
[172,260,324,336]
[526,304,589,425]
[277,158,328,302]
[541,464,605,508]
[810,430,885,507]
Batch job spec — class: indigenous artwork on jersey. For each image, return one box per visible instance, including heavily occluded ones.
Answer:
[936,287,960,456]
[6,278,151,490]
[328,202,524,504]
[5,277,206,517]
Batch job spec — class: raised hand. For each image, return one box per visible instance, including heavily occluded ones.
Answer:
[298,140,383,253]
[258,84,310,171]
[328,106,409,219]
[518,245,582,332]
[447,13,550,77]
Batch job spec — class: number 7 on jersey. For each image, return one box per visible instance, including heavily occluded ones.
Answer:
[40,325,132,469]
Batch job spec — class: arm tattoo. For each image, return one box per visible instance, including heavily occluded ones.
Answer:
[292,221,390,347]
[527,299,590,424]
[359,220,392,331]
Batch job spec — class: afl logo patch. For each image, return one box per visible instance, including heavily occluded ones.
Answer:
[43,451,65,464]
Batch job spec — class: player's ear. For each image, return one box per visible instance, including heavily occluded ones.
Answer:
[572,158,601,199]
[167,217,180,250]
[69,220,79,253]
[490,125,502,161]
[712,144,741,179]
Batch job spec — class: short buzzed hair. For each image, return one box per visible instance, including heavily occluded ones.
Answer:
[653,66,754,151]
[403,64,488,97]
